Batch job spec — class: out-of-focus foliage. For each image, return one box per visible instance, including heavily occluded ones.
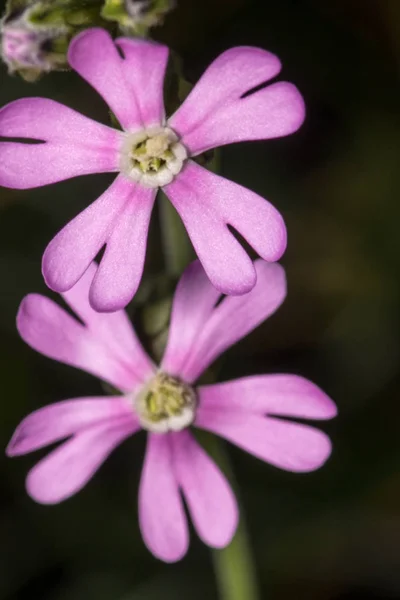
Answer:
[0,0,399,598]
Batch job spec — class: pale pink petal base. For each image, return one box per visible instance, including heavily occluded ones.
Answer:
[26,417,139,504]
[196,409,332,473]
[172,431,238,548]
[139,434,188,562]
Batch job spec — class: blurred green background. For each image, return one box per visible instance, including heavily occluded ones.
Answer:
[1,0,400,598]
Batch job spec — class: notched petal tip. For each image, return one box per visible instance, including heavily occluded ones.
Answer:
[16,293,42,335]
[115,35,167,53]
[218,46,283,88]
[0,98,40,139]
[88,289,130,314]
[261,213,287,263]
[88,272,139,314]
[292,376,338,421]
[16,294,31,320]
[213,266,257,297]
[254,260,287,303]
[67,27,111,62]
[41,260,75,295]
[202,241,257,297]
[150,543,189,564]
[326,402,338,420]
[25,471,63,505]
[279,81,306,133]
[300,432,333,473]
[5,418,43,458]
[281,429,333,474]
[206,526,237,549]
[5,430,21,457]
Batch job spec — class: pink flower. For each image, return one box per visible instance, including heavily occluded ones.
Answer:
[0,28,305,312]
[7,260,336,562]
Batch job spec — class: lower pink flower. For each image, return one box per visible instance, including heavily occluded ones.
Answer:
[7,260,337,562]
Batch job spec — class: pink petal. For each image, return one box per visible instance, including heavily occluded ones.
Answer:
[179,83,305,156]
[169,46,281,138]
[89,185,156,312]
[196,410,332,473]
[26,417,139,504]
[0,97,121,145]
[17,294,141,392]
[179,260,286,383]
[68,28,141,131]
[0,141,118,189]
[166,163,265,295]
[139,434,188,563]
[169,47,305,155]
[0,97,120,189]
[63,263,155,381]
[42,176,132,293]
[161,261,220,377]
[165,162,286,286]
[198,375,337,420]
[171,430,238,548]
[7,396,134,456]
[116,38,168,127]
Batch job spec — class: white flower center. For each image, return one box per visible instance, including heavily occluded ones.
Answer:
[120,126,187,188]
[133,372,197,433]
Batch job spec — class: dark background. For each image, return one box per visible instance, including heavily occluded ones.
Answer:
[0,0,400,598]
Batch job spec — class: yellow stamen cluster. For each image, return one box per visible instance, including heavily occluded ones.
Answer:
[131,133,173,174]
[135,372,197,432]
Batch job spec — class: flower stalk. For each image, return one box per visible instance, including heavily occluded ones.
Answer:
[197,424,260,600]
[159,190,194,276]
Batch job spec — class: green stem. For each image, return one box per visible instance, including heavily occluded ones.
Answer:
[158,191,194,276]
[197,432,260,600]
[212,525,260,600]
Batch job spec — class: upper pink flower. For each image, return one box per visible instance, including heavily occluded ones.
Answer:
[0,28,305,312]
[7,260,337,562]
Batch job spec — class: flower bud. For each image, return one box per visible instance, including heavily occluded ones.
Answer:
[0,0,104,81]
[101,0,175,36]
